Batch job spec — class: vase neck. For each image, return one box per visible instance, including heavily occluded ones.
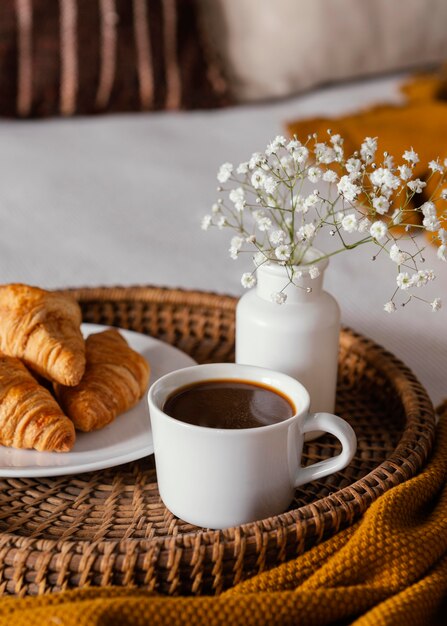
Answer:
[256,262,326,303]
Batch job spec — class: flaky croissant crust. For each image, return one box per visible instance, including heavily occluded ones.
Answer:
[0,354,75,452]
[54,329,150,432]
[0,284,86,386]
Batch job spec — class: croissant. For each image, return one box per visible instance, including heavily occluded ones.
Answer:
[54,329,150,432]
[0,353,75,452]
[0,284,86,386]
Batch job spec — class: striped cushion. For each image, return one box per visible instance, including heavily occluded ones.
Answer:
[0,0,229,116]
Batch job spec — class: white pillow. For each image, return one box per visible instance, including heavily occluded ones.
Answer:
[199,0,447,101]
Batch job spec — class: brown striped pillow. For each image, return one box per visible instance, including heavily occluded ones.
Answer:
[0,0,229,117]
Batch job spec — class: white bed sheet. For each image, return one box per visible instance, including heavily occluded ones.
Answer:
[0,73,445,406]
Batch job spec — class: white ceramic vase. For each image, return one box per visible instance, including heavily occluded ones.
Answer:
[236,249,340,418]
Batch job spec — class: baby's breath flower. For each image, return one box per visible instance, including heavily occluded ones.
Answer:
[358,217,372,233]
[229,187,245,212]
[423,216,440,232]
[270,230,286,245]
[373,196,390,215]
[330,133,343,148]
[275,244,291,261]
[291,145,309,164]
[398,164,412,180]
[297,223,316,241]
[384,301,396,313]
[263,176,277,195]
[216,216,227,229]
[251,170,265,189]
[266,135,286,156]
[407,179,426,193]
[323,169,338,183]
[229,248,238,260]
[360,137,377,162]
[341,214,358,233]
[274,135,287,147]
[337,176,360,202]
[315,143,336,164]
[308,167,322,183]
[333,148,344,163]
[420,201,436,218]
[396,272,412,290]
[345,158,362,176]
[207,133,446,312]
[241,273,256,288]
[286,139,301,152]
[383,155,394,169]
[429,160,443,173]
[370,220,388,242]
[389,244,408,265]
[230,236,244,251]
[412,270,430,288]
[279,155,294,175]
[431,298,442,312]
[403,148,419,164]
[201,215,212,231]
[236,162,249,174]
[257,216,272,231]
[370,168,399,190]
[217,162,233,183]
[304,193,319,211]
[249,153,263,170]
[271,291,287,305]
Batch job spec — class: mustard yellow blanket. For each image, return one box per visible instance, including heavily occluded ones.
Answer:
[0,403,445,625]
[288,72,447,239]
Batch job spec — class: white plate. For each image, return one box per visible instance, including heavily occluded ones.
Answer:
[0,323,196,477]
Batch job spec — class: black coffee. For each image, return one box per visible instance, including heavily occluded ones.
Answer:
[163,379,295,429]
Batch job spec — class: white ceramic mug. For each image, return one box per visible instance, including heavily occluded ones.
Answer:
[148,363,357,529]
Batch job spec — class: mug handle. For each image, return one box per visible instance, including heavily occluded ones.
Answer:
[294,412,357,487]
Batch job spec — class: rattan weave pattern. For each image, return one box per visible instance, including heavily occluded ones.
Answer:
[0,286,436,596]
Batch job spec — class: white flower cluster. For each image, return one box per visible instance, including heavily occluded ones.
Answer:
[202,133,447,311]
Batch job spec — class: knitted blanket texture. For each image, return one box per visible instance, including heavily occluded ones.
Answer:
[0,403,445,626]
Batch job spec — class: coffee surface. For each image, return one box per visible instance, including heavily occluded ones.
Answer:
[163,379,295,429]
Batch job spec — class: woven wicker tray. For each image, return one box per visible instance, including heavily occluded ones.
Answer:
[0,286,436,597]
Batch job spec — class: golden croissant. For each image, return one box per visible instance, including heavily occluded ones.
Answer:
[0,354,75,452]
[54,329,150,432]
[0,284,86,386]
